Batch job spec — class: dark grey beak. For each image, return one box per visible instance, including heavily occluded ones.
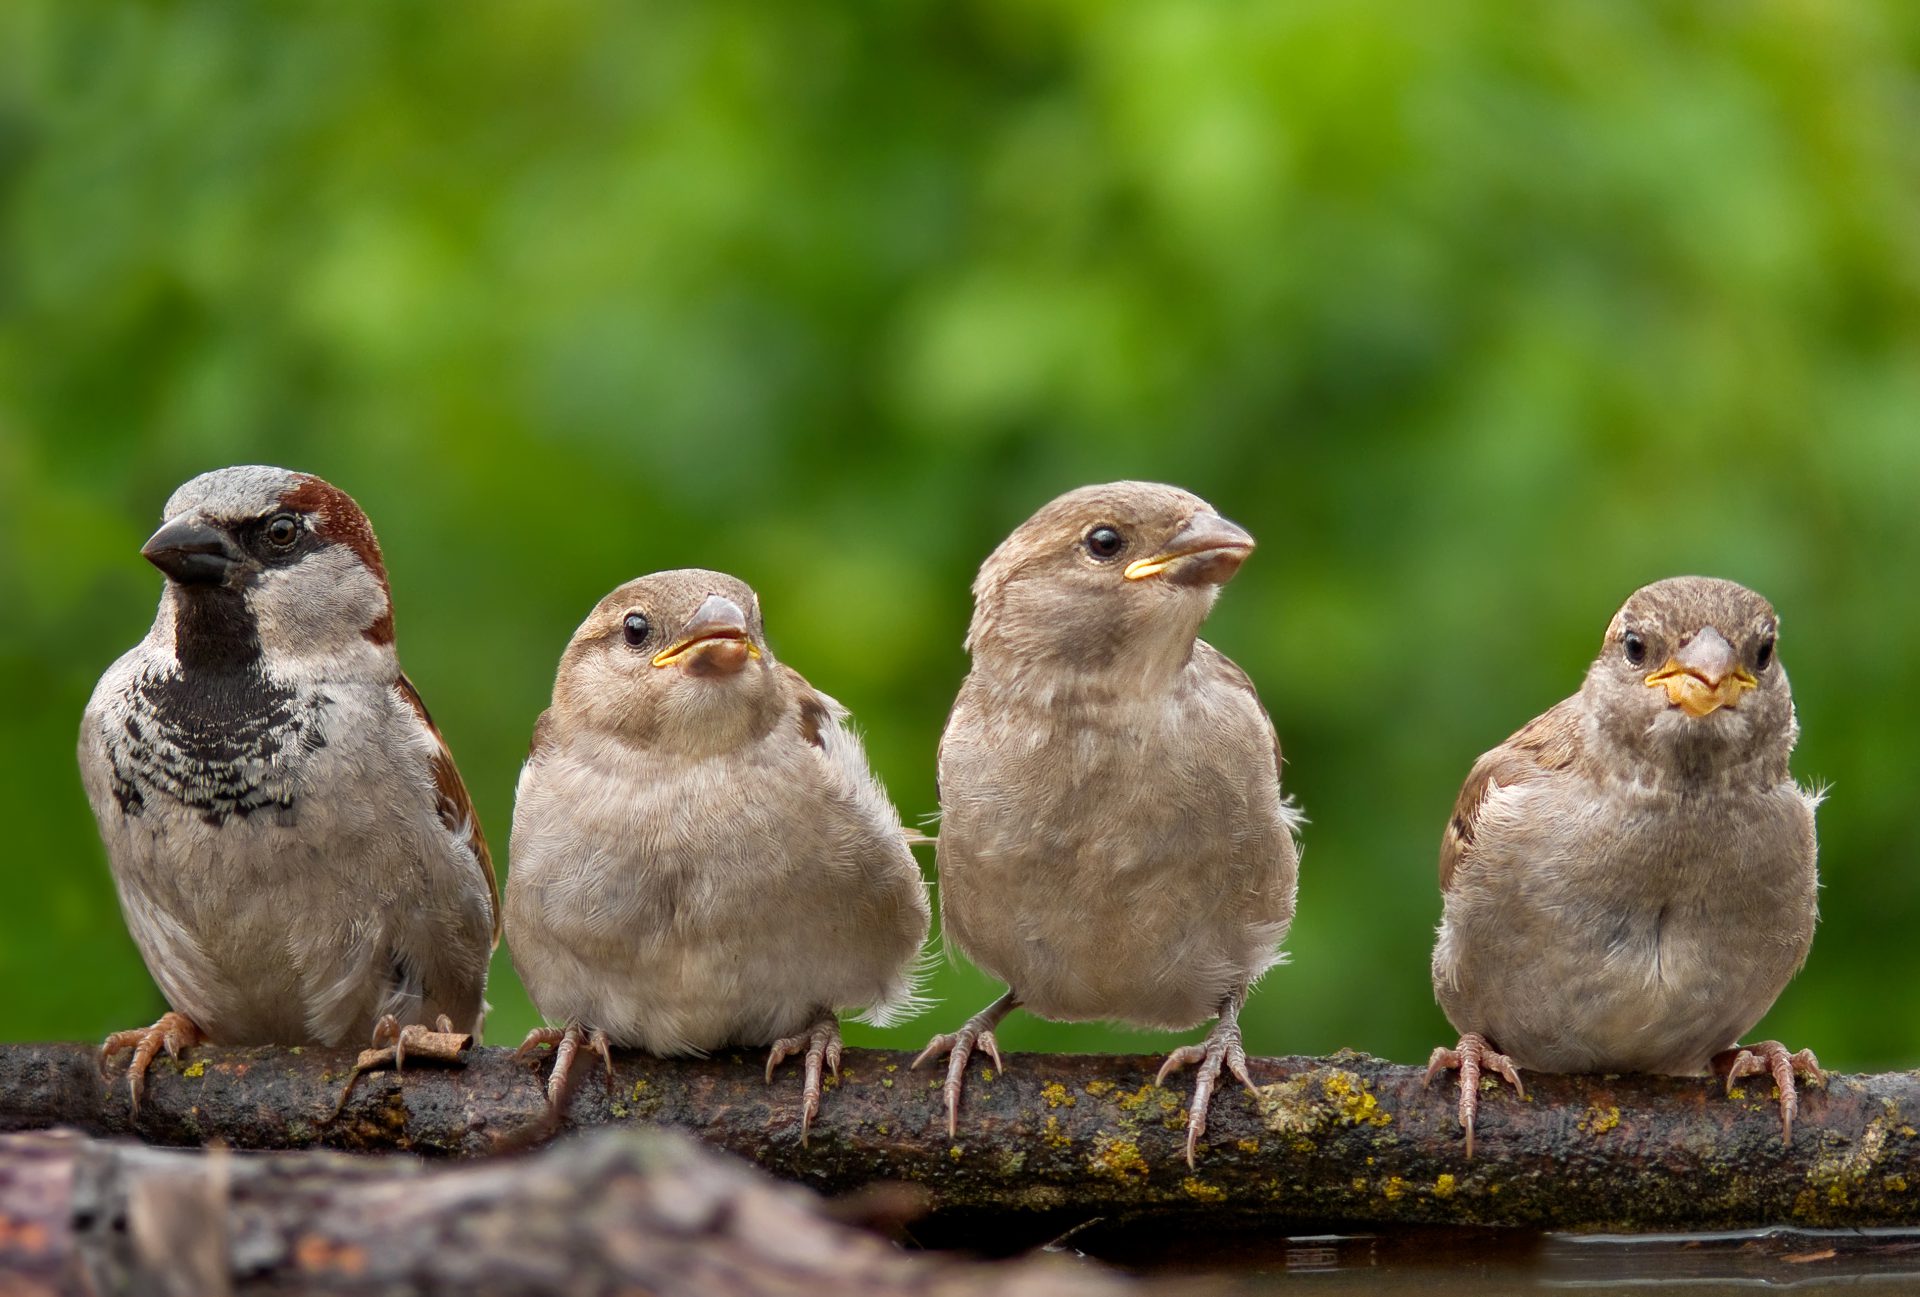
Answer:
[142,516,240,586]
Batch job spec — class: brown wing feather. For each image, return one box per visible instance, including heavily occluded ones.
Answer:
[779,665,833,752]
[396,674,502,946]
[527,707,556,762]
[1439,700,1584,893]
[778,664,933,848]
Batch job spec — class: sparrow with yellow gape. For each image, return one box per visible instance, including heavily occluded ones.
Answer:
[1429,576,1822,1155]
[918,482,1301,1166]
[506,570,931,1141]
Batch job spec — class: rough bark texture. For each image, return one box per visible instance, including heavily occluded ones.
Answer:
[0,1128,1141,1297]
[3,1042,1917,1233]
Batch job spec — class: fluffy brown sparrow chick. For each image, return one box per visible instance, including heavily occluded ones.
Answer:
[507,570,931,1141]
[1430,576,1822,1154]
[79,466,499,1110]
[918,482,1300,1165]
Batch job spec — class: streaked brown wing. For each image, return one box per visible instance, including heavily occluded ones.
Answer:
[396,674,501,947]
[1439,700,1583,893]
[779,665,834,752]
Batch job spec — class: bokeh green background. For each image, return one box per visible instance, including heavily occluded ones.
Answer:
[3,2,1917,1071]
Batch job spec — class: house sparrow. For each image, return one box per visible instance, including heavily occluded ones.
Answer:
[1429,575,1822,1154]
[506,569,931,1141]
[79,466,499,1111]
[916,482,1300,1166]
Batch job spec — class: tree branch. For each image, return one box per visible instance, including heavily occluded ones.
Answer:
[3,1042,1916,1232]
[0,1127,1135,1296]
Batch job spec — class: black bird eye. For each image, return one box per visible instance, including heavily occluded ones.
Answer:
[265,514,301,548]
[1084,525,1125,560]
[622,613,650,647]
[1756,634,1775,670]
[1623,630,1647,667]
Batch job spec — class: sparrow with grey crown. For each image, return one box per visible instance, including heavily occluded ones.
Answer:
[507,570,931,1141]
[79,467,499,1110]
[1429,576,1822,1154]
[917,482,1300,1166]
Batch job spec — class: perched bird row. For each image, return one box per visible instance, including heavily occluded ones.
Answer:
[80,467,1821,1165]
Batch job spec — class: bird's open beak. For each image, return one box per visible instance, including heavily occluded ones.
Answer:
[652,595,761,677]
[142,516,241,586]
[1123,513,1256,586]
[1644,626,1757,718]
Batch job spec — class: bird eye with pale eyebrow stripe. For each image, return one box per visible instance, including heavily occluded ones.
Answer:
[622,613,650,647]
[1084,525,1125,560]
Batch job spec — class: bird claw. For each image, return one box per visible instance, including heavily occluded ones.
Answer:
[766,1016,843,1145]
[912,1019,1007,1139]
[1715,1041,1824,1143]
[324,1014,470,1122]
[516,1023,615,1119]
[369,1012,461,1073]
[514,1026,567,1065]
[1424,1032,1524,1159]
[1156,1017,1259,1168]
[100,1011,202,1117]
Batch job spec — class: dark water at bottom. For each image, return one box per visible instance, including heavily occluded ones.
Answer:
[1054,1222,1920,1293]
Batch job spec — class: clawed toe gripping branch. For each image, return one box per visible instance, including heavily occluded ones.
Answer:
[326,1014,472,1121]
[1157,1017,1262,1169]
[518,1023,615,1119]
[100,1011,202,1116]
[1424,1032,1525,1159]
[766,1014,843,1145]
[1715,1040,1826,1143]
[912,990,1018,1138]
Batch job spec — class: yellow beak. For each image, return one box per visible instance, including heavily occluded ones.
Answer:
[1644,626,1756,718]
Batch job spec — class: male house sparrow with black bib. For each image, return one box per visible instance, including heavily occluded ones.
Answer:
[917,482,1300,1165]
[506,570,930,1141]
[79,467,499,1109]
[1429,576,1822,1154]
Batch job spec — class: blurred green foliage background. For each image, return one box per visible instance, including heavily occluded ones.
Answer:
[2,1,1918,1071]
